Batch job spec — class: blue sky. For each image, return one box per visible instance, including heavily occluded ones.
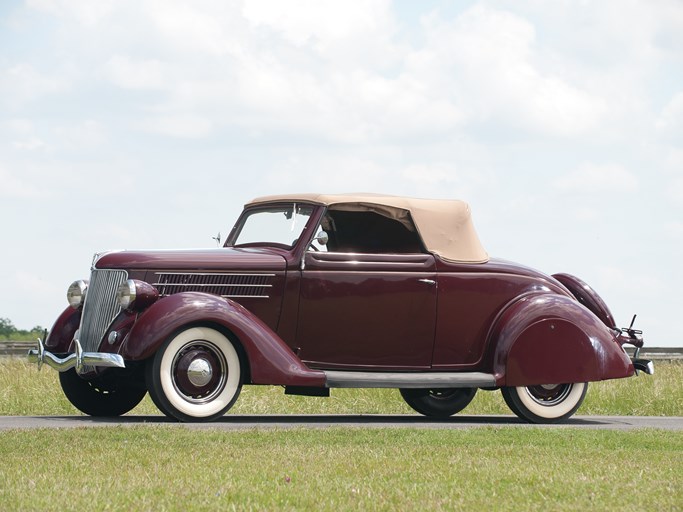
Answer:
[1,0,681,346]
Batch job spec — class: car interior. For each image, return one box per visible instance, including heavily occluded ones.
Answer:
[316,207,426,254]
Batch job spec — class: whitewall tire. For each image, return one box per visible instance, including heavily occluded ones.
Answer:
[501,382,587,424]
[146,326,243,422]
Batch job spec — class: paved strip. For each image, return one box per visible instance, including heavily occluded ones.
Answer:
[0,415,681,431]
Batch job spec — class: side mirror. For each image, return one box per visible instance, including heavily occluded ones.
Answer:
[314,231,329,246]
[212,232,221,247]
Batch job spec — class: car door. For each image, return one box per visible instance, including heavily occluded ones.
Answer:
[295,251,437,370]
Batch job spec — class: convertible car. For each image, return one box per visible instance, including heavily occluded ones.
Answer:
[29,193,653,423]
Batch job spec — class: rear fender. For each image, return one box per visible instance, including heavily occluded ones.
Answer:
[120,292,325,387]
[491,293,633,387]
[45,307,81,352]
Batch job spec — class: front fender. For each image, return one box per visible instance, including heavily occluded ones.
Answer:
[491,293,633,386]
[45,306,81,352]
[120,292,325,387]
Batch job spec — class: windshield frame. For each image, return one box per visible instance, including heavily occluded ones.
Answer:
[226,202,318,251]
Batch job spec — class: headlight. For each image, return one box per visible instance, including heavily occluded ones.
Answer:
[67,280,89,309]
[116,279,137,309]
[116,279,159,311]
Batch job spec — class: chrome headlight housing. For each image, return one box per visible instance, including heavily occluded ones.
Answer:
[67,280,89,309]
[116,279,137,309]
[116,279,159,311]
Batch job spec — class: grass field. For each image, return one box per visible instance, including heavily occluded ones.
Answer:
[1,359,682,510]
[1,358,681,417]
[1,427,682,511]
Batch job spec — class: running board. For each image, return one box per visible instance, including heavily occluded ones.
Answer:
[323,371,496,389]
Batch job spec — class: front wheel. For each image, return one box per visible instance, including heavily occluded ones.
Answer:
[501,382,588,424]
[146,326,243,422]
[59,368,147,417]
[400,388,477,417]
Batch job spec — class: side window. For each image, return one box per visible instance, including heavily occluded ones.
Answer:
[313,208,426,254]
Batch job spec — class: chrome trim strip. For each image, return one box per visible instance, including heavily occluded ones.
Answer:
[323,371,496,389]
[220,295,270,299]
[154,272,276,277]
[154,272,273,299]
[157,294,270,299]
[152,283,272,288]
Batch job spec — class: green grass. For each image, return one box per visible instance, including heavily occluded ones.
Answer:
[1,359,682,510]
[1,358,681,417]
[0,427,681,511]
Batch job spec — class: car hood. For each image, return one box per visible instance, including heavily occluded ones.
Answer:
[94,248,287,272]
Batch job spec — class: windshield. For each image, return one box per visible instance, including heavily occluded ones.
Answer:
[232,204,314,248]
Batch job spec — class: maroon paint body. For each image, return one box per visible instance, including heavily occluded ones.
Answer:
[296,252,437,369]
[118,292,325,387]
[51,201,635,387]
[45,307,81,352]
[552,273,617,329]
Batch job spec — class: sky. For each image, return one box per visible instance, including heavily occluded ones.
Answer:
[1,0,681,347]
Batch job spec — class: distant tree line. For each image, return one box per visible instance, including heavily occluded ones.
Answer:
[0,318,46,341]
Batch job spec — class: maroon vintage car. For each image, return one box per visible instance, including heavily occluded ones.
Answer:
[29,193,653,423]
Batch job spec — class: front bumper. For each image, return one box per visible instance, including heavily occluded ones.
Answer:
[632,357,654,375]
[27,338,125,374]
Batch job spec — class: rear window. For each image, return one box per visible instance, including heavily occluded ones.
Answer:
[319,208,425,254]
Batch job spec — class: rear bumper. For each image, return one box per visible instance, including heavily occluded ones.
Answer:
[27,338,125,374]
[631,357,654,375]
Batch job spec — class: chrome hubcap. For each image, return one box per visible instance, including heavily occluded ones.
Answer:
[186,358,213,387]
[171,341,228,404]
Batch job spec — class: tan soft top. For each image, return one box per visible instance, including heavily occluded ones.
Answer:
[247,193,488,263]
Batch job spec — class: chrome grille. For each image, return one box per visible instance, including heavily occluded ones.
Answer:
[154,272,273,298]
[79,269,128,353]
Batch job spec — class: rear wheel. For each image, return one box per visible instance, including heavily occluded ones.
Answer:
[400,388,477,417]
[501,382,587,423]
[59,368,147,417]
[146,326,242,422]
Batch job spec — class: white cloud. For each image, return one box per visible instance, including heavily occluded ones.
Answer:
[0,164,46,198]
[401,162,496,200]
[406,4,608,138]
[11,270,61,298]
[663,222,683,240]
[140,0,246,57]
[139,115,213,138]
[596,265,663,297]
[26,0,117,26]
[54,120,107,149]
[554,162,638,193]
[572,206,599,222]
[0,64,68,107]
[263,155,390,191]
[102,55,166,90]
[11,137,46,151]
[656,91,683,139]
[402,164,456,186]
[668,177,683,203]
[243,0,393,49]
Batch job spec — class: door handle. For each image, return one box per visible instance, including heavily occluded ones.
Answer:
[418,279,436,285]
